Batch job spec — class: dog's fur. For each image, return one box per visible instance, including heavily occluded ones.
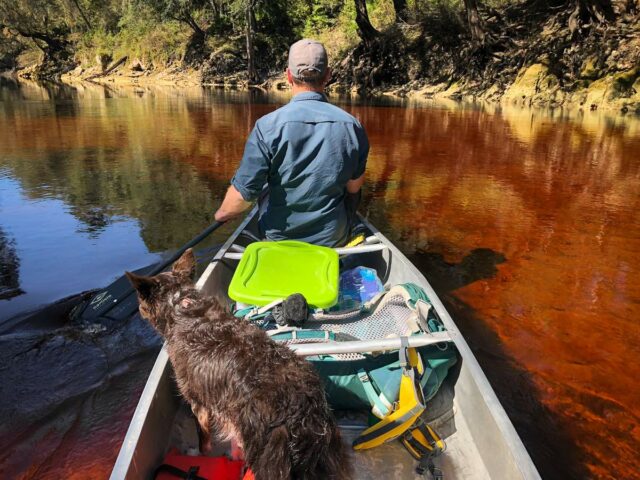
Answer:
[126,249,351,480]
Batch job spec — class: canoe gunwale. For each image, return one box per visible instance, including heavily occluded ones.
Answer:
[110,347,176,480]
[362,217,540,480]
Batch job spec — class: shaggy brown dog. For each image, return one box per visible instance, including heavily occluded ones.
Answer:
[126,249,351,480]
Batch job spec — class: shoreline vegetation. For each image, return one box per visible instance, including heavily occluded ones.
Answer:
[1,1,639,113]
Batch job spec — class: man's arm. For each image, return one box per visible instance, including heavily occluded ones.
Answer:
[348,121,369,193]
[345,122,368,231]
[214,123,270,221]
[346,174,365,193]
[214,185,252,222]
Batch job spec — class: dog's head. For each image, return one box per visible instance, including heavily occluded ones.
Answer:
[125,248,197,335]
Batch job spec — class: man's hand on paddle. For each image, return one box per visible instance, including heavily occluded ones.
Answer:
[215,185,252,222]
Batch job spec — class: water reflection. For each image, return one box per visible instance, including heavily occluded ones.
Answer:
[0,225,23,300]
[0,304,160,479]
[0,85,261,319]
[355,102,640,479]
[0,81,639,479]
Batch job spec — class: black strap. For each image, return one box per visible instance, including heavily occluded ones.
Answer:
[153,464,207,480]
[399,336,409,368]
[403,423,444,479]
[416,424,442,451]
[416,453,443,479]
[405,435,432,457]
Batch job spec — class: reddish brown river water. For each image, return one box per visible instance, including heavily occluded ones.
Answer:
[0,80,638,479]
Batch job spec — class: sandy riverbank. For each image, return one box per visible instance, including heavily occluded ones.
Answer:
[48,62,640,115]
[3,59,638,116]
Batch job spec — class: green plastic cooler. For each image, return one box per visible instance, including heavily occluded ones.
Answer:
[228,241,339,308]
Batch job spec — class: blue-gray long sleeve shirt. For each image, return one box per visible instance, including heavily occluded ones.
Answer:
[231,91,369,247]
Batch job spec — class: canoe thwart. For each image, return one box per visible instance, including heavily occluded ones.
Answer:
[223,243,388,260]
[289,332,453,356]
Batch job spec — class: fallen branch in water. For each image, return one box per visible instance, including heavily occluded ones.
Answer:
[84,56,128,80]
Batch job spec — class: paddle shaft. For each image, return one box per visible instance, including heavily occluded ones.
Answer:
[86,220,225,320]
[146,220,225,277]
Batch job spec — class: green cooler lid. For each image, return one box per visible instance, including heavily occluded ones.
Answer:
[228,240,339,308]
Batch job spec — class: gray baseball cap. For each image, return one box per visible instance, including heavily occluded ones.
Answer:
[288,39,328,80]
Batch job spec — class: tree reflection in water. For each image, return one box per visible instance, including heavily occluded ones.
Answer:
[0,226,23,300]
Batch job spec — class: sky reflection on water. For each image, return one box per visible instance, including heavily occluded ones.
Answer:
[0,172,159,319]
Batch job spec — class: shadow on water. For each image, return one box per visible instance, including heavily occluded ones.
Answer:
[408,248,591,479]
[0,244,222,478]
[0,308,161,479]
[409,248,507,292]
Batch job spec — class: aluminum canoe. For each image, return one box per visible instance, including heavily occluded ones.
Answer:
[110,207,540,480]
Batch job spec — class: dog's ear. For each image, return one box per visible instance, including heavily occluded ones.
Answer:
[172,248,196,282]
[125,271,157,300]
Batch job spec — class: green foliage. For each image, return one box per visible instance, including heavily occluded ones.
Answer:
[138,0,209,33]
[303,0,344,34]
[76,3,189,66]
[367,0,396,31]
[0,0,410,74]
[302,1,360,60]
[0,0,72,45]
[0,0,507,76]
[253,0,308,72]
[80,0,122,32]
[143,0,204,19]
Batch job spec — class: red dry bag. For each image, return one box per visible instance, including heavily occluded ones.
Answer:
[154,448,245,480]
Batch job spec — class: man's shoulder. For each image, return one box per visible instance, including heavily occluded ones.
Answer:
[256,97,361,132]
[318,101,361,124]
[253,105,288,133]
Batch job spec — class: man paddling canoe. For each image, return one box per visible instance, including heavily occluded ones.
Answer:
[214,39,369,247]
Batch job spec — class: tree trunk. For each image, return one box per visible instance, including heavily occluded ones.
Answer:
[183,12,206,39]
[210,0,221,24]
[245,0,258,84]
[578,0,616,22]
[568,0,616,33]
[70,0,92,30]
[354,0,379,48]
[14,28,66,53]
[392,0,408,22]
[463,0,485,45]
